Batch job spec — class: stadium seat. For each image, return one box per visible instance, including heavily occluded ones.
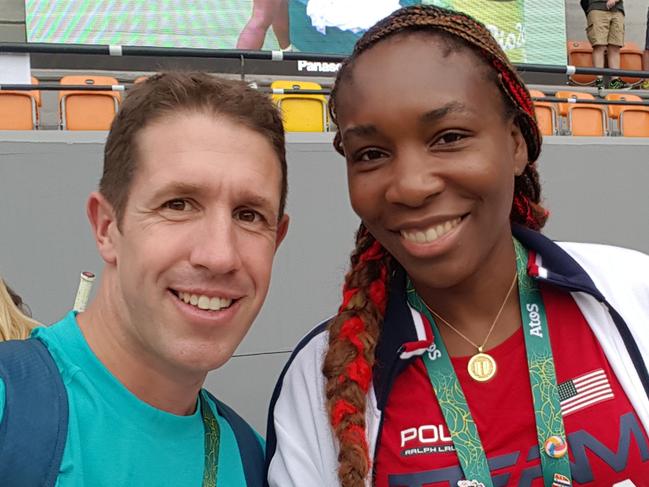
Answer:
[605,93,649,136]
[567,41,596,85]
[569,106,608,136]
[31,76,42,111]
[605,93,642,122]
[270,80,328,132]
[619,42,643,85]
[529,89,557,136]
[0,76,40,130]
[554,91,596,117]
[59,75,121,130]
[555,91,607,136]
[619,109,649,137]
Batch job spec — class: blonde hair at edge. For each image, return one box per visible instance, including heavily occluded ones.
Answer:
[0,279,40,341]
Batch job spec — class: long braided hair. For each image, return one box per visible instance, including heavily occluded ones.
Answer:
[323,6,548,486]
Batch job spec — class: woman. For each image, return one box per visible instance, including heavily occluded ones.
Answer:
[266,5,649,487]
[0,278,40,341]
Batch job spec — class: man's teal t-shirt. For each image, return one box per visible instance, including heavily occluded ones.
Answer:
[0,311,262,486]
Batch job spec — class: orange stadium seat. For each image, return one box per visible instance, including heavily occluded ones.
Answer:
[569,107,608,136]
[620,42,644,85]
[605,93,649,136]
[605,93,642,121]
[31,76,42,111]
[0,76,40,130]
[270,80,328,132]
[555,91,607,136]
[529,89,557,136]
[604,94,649,136]
[567,41,596,85]
[554,91,598,117]
[59,75,121,130]
[619,109,649,137]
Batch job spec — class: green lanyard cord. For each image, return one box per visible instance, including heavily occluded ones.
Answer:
[200,392,221,487]
[514,239,571,487]
[406,238,572,487]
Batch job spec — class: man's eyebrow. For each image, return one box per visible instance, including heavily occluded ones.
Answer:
[239,192,276,211]
[150,182,206,200]
[420,101,471,124]
[149,183,278,214]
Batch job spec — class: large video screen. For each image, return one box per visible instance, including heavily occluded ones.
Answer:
[25,0,566,64]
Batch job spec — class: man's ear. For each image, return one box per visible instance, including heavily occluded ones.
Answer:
[274,214,290,252]
[511,120,529,177]
[87,192,120,265]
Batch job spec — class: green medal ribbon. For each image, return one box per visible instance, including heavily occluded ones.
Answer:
[407,283,494,486]
[406,238,572,487]
[513,239,572,486]
[200,392,221,487]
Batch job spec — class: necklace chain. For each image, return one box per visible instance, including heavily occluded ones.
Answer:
[423,271,518,353]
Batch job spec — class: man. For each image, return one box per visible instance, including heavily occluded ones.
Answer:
[584,0,626,90]
[0,72,289,486]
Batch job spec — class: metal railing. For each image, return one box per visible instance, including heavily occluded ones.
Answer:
[0,41,344,63]
[0,83,126,92]
[2,41,649,80]
[0,84,331,96]
[3,83,649,110]
[532,97,649,107]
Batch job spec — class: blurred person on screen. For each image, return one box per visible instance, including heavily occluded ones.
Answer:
[265,5,649,486]
[0,72,289,486]
[237,0,293,50]
[0,278,40,341]
[583,0,627,89]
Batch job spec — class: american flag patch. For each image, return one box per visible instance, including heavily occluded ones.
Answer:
[558,369,614,417]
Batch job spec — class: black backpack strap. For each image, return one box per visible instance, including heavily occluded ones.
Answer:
[0,339,69,487]
[203,390,265,487]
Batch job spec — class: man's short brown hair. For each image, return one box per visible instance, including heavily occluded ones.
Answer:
[100,72,287,226]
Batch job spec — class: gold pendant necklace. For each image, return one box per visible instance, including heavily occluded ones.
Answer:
[467,349,497,382]
[423,271,518,382]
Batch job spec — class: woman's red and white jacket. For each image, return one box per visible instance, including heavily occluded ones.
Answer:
[264,226,649,486]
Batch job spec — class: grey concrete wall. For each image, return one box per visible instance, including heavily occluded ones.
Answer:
[1,132,649,432]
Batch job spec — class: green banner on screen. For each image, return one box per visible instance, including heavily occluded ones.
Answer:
[25,0,566,64]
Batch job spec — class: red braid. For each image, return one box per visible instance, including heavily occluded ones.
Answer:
[512,193,550,231]
[492,58,534,116]
[324,229,391,486]
[332,400,357,427]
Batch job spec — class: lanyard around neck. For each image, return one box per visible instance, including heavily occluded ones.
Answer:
[200,392,221,487]
[405,239,572,487]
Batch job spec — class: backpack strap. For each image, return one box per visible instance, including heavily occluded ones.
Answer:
[0,339,68,487]
[203,390,265,487]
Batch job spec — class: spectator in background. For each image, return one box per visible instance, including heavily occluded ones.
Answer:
[0,278,40,341]
[0,73,289,485]
[584,0,627,89]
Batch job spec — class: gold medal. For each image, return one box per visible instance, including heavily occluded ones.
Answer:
[467,351,497,382]
[424,271,517,384]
